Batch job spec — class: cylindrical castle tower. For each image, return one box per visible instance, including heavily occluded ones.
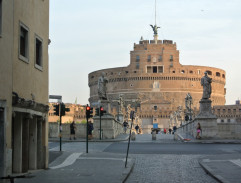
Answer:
[88,38,226,133]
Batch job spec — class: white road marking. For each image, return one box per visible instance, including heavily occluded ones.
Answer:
[50,153,82,169]
[230,159,241,168]
[78,157,125,161]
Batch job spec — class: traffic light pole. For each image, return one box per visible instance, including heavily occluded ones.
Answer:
[99,108,102,140]
[86,118,89,153]
[59,104,62,151]
[125,111,134,168]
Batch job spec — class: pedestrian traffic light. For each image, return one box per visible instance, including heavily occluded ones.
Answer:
[100,106,106,116]
[185,115,189,121]
[61,103,70,116]
[53,104,60,116]
[86,105,93,119]
[95,108,100,116]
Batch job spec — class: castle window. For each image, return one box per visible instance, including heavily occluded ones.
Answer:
[125,71,128,74]
[222,74,225,78]
[147,55,151,62]
[158,55,162,61]
[147,66,151,73]
[221,119,224,122]
[216,72,220,77]
[19,22,29,63]
[206,70,212,75]
[35,35,43,70]
[233,109,236,113]
[181,70,185,73]
[136,55,140,62]
[172,71,175,73]
[170,55,173,61]
[136,62,139,69]
[189,70,193,74]
[197,70,201,75]
[154,106,157,111]
[158,66,163,73]
[153,66,157,73]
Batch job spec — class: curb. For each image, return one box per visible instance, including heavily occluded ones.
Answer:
[199,160,226,183]
[123,159,135,183]
[49,137,129,143]
[176,133,241,144]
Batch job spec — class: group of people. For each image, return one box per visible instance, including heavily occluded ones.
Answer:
[69,121,94,140]
[69,121,202,139]
[122,121,141,134]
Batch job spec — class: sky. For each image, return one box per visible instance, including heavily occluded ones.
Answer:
[49,0,241,105]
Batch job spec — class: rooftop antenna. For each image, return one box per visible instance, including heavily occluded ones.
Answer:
[150,0,160,44]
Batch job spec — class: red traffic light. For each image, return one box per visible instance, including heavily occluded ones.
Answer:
[100,107,104,111]
[86,106,90,111]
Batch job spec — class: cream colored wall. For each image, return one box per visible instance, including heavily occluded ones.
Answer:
[12,0,49,104]
[0,0,14,150]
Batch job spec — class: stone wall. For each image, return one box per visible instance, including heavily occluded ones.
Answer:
[49,118,124,139]
[177,120,241,139]
[93,114,124,139]
[49,123,87,138]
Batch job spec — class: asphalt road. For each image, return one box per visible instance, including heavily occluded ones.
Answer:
[104,142,241,154]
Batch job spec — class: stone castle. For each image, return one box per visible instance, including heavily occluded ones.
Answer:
[88,28,226,133]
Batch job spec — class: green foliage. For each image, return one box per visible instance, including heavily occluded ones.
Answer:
[81,120,87,124]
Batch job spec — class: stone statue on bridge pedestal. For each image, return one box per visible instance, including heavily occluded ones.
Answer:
[98,72,108,100]
[195,72,217,139]
[201,72,212,99]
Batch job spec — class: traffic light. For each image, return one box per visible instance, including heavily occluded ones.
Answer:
[95,108,100,116]
[53,104,60,116]
[60,103,70,116]
[100,106,106,116]
[86,105,93,119]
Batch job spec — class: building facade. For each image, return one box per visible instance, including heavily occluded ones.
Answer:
[88,34,226,133]
[0,0,49,176]
[213,101,241,123]
[48,103,87,123]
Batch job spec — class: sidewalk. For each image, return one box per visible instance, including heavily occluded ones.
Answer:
[176,133,241,144]
[15,152,134,183]
[177,133,241,183]
[199,154,241,183]
[49,133,129,143]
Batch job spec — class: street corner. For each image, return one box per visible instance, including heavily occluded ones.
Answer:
[198,155,241,183]
[122,158,135,183]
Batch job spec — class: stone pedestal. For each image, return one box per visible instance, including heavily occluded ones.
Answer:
[93,114,116,139]
[195,99,217,139]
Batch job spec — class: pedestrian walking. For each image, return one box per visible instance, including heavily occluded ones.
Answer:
[173,126,177,134]
[69,121,76,140]
[196,123,202,139]
[135,124,140,134]
[123,121,129,134]
[169,128,172,134]
[88,121,94,140]
[164,128,166,134]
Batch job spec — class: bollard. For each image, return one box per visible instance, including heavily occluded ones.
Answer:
[131,132,136,141]
[152,132,156,140]
[174,133,178,140]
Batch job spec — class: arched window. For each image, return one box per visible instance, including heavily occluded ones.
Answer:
[189,70,193,74]
[216,72,220,77]
[222,74,225,78]
[206,70,212,75]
